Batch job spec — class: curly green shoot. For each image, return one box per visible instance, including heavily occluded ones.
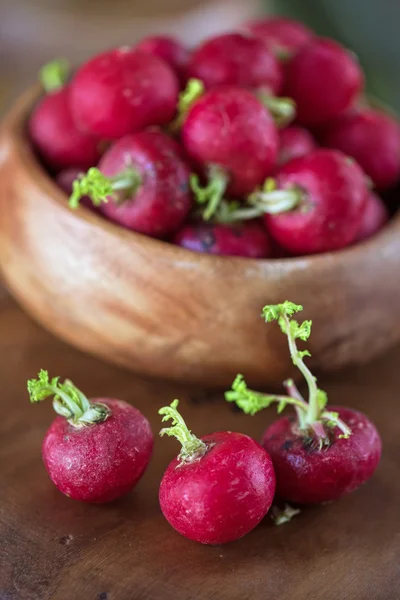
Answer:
[28,369,110,427]
[159,399,208,464]
[225,302,352,444]
[39,58,70,93]
[69,166,141,209]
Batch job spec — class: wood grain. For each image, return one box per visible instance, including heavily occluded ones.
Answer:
[0,287,399,600]
[1,87,400,388]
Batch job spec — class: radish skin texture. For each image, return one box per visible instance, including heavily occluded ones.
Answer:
[186,33,284,94]
[42,398,153,503]
[174,220,271,258]
[97,131,192,237]
[69,47,179,139]
[159,431,276,544]
[182,86,279,197]
[285,38,364,127]
[29,87,102,171]
[262,406,382,505]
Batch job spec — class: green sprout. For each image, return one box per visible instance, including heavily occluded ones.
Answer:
[226,302,352,445]
[159,399,208,464]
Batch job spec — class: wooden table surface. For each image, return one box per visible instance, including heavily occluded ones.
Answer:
[0,283,399,600]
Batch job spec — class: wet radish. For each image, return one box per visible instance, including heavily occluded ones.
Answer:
[69,46,179,139]
[158,400,276,544]
[28,370,153,503]
[226,301,382,505]
[29,60,103,171]
[241,149,369,254]
[69,130,192,237]
[182,86,279,219]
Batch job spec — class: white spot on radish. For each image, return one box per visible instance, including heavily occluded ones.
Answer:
[123,89,133,98]
[118,45,132,55]
[236,491,250,500]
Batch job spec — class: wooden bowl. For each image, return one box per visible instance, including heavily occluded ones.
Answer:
[1,86,400,388]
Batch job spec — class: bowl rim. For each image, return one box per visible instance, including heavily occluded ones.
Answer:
[3,84,399,272]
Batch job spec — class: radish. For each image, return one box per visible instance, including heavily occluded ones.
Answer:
[278,125,317,166]
[242,149,368,254]
[322,107,400,190]
[135,35,189,84]
[242,17,314,58]
[187,32,284,94]
[285,38,364,127]
[354,192,389,243]
[158,400,276,544]
[69,46,179,139]
[186,33,295,125]
[29,59,103,171]
[28,370,153,503]
[69,130,192,238]
[182,86,279,220]
[174,219,271,258]
[226,302,382,505]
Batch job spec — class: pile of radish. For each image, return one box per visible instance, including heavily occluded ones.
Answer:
[29,15,400,259]
[28,298,381,544]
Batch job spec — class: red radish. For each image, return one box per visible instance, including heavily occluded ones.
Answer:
[69,46,179,139]
[242,17,314,57]
[226,301,382,505]
[186,32,284,95]
[278,125,317,166]
[322,107,400,190]
[135,35,189,83]
[29,60,102,171]
[285,38,364,126]
[69,130,192,238]
[354,192,389,242]
[158,400,276,544]
[182,86,279,219]
[246,149,368,254]
[28,370,153,503]
[174,220,271,258]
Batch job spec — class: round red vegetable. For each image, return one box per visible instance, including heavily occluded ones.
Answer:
[158,400,276,544]
[262,406,382,504]
[135,35,189,84]
[242,16,314,57]
[285,38,364,127]
[69,46,179,139]
[278,125,317,166]
[354,192,389,242]
[186,32,284,95]
[29,60,102,171]
[322,107,400,190]
[174,220,271,258]
[182,86,279,218]
[247,149,368,254]
[226,301,382,505]
[69,130,192,238]
[28,370,153,503]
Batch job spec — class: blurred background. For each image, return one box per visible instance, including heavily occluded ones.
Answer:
[1,0,400,113]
